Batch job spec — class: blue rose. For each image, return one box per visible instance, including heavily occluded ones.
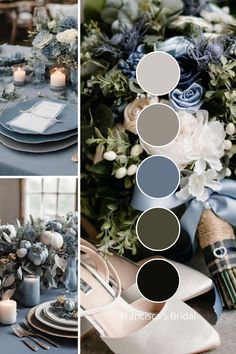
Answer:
[177,56,201,89]
[169,83,204,113]
[155,36,192,57]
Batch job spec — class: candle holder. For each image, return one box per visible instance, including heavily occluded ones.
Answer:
[49,66,68,92]
[12,64,26,86]
[22,275,40,307]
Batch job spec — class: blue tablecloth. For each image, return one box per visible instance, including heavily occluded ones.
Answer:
[0,45,78,176]
[0,288,78,354]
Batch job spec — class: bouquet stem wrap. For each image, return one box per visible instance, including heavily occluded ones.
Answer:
[198,209,236,309]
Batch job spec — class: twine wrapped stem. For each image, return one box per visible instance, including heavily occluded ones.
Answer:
[198,209,236,309]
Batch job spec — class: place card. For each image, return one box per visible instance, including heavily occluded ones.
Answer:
[7,100,66,134]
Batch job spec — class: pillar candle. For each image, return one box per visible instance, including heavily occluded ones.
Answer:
[0,299,17,325]
[50,69,66,87]
[22,275,40,307]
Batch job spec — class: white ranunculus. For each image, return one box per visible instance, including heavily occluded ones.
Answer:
[176,169,222,203]
[142,110,226,171]
[56,29,78,44]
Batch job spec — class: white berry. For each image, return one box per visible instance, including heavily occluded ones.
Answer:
[115,167,127,179]
[130,144,143,157]
[103,151,117,161]
[226,123,235,135]
[224,140,232,150]
[225,168,231,177]
[127,164,138,176]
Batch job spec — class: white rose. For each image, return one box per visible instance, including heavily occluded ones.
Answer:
[142,110,226,171]
[124,96,159,134]
[56,29,78,44]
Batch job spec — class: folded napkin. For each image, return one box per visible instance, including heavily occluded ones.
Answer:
[7,100,65,134]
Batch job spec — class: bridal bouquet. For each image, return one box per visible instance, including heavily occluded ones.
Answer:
[0,212,78,300]
[81,0,236,307]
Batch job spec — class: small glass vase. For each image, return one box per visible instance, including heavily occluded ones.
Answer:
[64,255,77,293]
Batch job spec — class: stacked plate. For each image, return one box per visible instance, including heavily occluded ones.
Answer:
[27,301,78,339]
[0,99,77,153]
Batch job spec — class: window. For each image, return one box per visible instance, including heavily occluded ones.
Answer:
[22,178,78,219]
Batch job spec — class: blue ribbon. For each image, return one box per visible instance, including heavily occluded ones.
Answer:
[132,179,236,251]
[131,179,236,319]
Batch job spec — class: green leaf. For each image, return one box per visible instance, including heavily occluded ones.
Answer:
[3,274,15,288]
[95,104,114,134]
[89,161,112,175]
[129,80,144,94]
[2,288,16,300]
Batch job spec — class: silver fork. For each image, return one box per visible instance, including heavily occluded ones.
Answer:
[22,319,60,347]
[14,324,50,349]
[12,325,39,352]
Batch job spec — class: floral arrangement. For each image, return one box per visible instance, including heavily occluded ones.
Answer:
[29,15,78,71]
[50,296,78,320]
[0,212,78,300]
[81,0,236,250]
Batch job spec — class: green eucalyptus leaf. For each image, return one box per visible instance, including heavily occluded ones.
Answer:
[89,161,112,175]
[3,274,15,288]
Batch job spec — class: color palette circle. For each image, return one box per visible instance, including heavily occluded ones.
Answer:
[137,103,180,147]
[136,208,180,251]
[136,155,180,199]
[136,259,180,302]
[136,52,180,96]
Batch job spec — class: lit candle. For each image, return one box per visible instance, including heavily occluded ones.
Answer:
[22,275,40,307]
[13,67,26,85]
[0,299,17,325]
[50,69,66,87]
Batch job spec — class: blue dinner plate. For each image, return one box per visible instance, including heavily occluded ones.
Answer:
[0,124,77,144]
[0,99,77,135]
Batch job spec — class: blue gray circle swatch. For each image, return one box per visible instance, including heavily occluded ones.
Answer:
[136,52,180,96]
[137,104,180,147]
[136,156,180,198]
[136,259,180,302]
[136,208,180,251]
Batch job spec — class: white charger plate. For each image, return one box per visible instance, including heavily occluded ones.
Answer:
[27,307,78,339]
[35,302,78,332]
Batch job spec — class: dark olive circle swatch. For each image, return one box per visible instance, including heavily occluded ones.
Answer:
[136,52,180,96]
[137,104,180,147]
[136,259,180,302]
[136,156,180,198]
[136,208,180,251]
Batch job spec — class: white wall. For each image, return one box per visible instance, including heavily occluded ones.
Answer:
[0,179,20,224]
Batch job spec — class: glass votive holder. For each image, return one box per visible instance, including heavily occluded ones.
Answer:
[22,275,40,307]
[49,66,68,92]
[12,64,26,86]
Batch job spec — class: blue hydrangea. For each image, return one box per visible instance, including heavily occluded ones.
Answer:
[59,16,78,31]
[42,41,61,59]
[118,44,145,79]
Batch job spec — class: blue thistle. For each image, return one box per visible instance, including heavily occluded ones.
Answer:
[188,35,230,70]
[118,44,145,79]
[59,16,78,31]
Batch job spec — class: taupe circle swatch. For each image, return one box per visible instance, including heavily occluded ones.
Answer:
[136,156,180,198]
[136,259,180,302]
[137,103,180,147]
[136,52,180,96]
[136,208,180,251]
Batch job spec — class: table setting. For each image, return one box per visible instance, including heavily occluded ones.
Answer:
[0,211,78,353]
[0,13,78,176]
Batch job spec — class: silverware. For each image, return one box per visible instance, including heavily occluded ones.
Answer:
[23,339,39,352]
[12,325,39,352]
[13,324,50,350]
[22,319,60,347]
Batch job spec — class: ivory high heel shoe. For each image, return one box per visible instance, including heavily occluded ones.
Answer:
[80,245,220,354]
[81,238,213,302]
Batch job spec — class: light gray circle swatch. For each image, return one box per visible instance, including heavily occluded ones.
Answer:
[137,103,180,147]
[136,156,180,198]
[136,52,180,96]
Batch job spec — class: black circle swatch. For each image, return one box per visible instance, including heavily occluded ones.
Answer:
[136,259,179,302]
